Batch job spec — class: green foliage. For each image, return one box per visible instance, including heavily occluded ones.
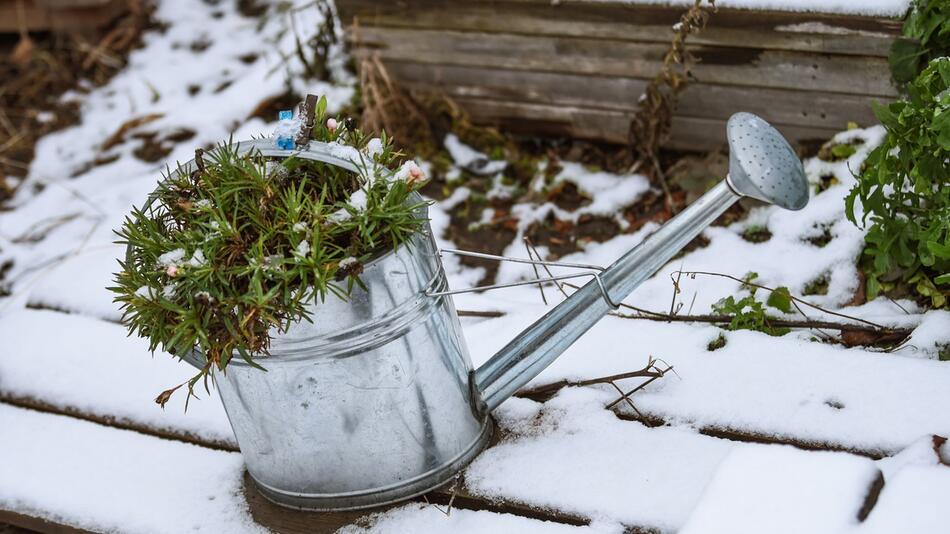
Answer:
[846,58,950,308]
[830,143,857,160]
[110,96,429,403]
[889,0,950,84]
[707,333,727,351]
[711,272,791,336]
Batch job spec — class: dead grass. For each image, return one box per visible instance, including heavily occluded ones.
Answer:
[0,1,154,203]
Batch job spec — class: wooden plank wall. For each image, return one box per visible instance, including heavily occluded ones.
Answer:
[336,0,903,151]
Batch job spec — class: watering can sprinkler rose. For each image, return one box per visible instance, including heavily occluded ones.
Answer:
[115,100,807,511]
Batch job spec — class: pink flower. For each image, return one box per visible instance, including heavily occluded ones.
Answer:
[326,118,338,133]
[407,165,425,185]
[166,265,179,277]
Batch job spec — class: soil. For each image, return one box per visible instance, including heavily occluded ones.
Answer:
[0,3,154,204]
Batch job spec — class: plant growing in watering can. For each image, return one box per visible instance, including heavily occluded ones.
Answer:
[109,95,430,405]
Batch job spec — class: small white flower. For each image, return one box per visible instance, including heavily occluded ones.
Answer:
[295,240,311,258]
[326,118,338,132]
[166,264,179,277]
[292,222,308,232]
[339,256,359,269]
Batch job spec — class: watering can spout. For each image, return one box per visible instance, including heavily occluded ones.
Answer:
[473,112,809,411]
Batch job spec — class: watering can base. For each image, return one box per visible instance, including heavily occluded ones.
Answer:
[248,418,494,512]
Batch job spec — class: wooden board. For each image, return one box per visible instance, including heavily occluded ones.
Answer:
[339,0,901,150]
[385,61,883,131]
[0,0,127,34]
[0,510,91,534]
[444,96,843,150]
[352,27,897,98]
[338,0,901,57]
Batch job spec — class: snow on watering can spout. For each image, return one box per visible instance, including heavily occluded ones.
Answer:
[166,112,807,511]
[474,112,809,411]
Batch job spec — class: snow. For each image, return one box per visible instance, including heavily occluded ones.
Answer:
[339,504,621,534]
[903,310,950,358]
[365,137,384,158]
[0,309,235,445]
[465,388,735,531]
[0,403,263,534]
[294,239,311,258]
[875,436,945,480]
[679,445,881,534]
[857,465,950,533]
[26,244,124,321]
[157,248,186,267]
[444,134,508,176]
[0,0,943,531]
[615,0,910,17]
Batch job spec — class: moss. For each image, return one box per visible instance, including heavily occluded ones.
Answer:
[742,225,772,243]
[707,333,727,351]
[803,275,830,296]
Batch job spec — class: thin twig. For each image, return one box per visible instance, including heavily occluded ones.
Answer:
[520,357,670,401]
[674,270,887,329]
[524,237,547,306]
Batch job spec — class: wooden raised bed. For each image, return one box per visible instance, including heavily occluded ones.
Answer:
[0,0,128,34]
[337,0,904,151]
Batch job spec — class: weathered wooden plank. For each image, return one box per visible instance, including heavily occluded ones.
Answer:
[352,27,898,97]
[447,96,842,150]
[243,472,591,534]
[0,397,591,533]
[339,0,901,57]
[0,0,127,33]
[0,510,92,534]
[385,61,883,130]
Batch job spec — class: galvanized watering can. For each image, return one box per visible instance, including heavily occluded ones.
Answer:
[169,112,808,511]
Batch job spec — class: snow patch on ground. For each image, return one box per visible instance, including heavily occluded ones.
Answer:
[679,445,881,534]
[0,404,261,533]
[0,309,234,444]
[856,465,950,533]
[466,388,735,531]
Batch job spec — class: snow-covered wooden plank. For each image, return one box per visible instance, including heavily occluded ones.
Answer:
[336,504,606,534]
[859,465,950,533]
[0,308,235,447]
[0,403,266,534]
[464,389,737,532]
[678,445,883,534]
[338,0,902,56]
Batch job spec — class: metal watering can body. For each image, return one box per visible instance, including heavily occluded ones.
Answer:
[170,113,809,511]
